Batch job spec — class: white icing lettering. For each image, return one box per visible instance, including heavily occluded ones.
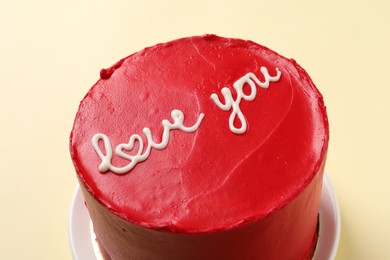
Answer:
[92,109,204,174]
[210,66,281,134]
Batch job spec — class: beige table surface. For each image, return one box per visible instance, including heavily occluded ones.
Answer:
[1,0,389,259]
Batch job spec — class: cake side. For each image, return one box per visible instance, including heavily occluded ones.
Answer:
[79,161,324,259]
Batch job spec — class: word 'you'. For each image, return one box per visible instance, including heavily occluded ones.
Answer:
[210,66,281,134]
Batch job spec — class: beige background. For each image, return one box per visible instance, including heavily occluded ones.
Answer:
[1,0,389,259]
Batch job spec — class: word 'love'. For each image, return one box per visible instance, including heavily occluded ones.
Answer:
[92,110,204,174]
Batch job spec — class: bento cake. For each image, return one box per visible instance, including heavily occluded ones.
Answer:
[70,34,329,260]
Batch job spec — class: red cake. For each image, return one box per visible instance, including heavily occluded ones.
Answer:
[70,35,329,259]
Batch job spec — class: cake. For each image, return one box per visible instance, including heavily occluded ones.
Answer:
[70,34,329,259]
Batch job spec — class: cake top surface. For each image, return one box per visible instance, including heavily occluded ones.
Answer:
[70,34,328,233]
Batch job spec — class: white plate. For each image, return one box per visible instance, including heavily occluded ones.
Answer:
[69,175,340,260]
[313,175,341,260]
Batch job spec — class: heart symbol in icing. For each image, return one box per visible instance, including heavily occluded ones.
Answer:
[116,134,145,163]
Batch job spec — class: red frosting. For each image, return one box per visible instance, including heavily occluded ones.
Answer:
[70,35,329,259]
